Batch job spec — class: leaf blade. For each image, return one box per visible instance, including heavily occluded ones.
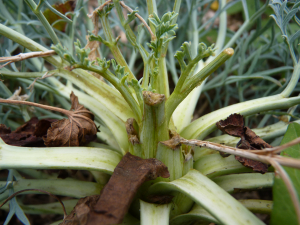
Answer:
[271,123,300,225]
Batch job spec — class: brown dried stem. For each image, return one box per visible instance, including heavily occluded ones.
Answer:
[249,137,300,155]
[0,99,72,116]
[0,99,94,123]
[161,138,300,169]
[119,1,155,40]
[0,50,56,69]
[88,0,155,40]
[0,188,67,218]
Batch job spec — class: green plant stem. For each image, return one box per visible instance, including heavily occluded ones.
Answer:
[160,0,182,56]
[181,94,300,140]
[194,154,253,179]
[140,200,171,225]
[193,120,299,160]
[165,48,233,129]
[157,57,170,97]
[146,0,157,35]
[182,48,234,93]
[97,7,135,80]
[213,173,274,194]
[149,169,264,225]
[0,179,101,201]
[73,65,142,122]
[239,199,273,214]
[170,199,273,225]
[0,139,121,174]
[52,69,134,121]
[24,0,60,45]
[140,103,157,159]
[50,81,128,154]
[281,61,300,98]
[0,70,58,78]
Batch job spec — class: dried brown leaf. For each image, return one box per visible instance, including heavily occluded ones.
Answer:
[216,113,244,137]
[146,195,174,204]
[86,152,169,225]
[60,195,100,225]
[0,124,11,134]
[43,92,98,147]
[126,118,140,144]
[216,114,270,173]
[0,117,45,147]
[34,118,57,137]
[235,155,268,173]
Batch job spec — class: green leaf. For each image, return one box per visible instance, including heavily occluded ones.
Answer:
[149,169,264,225]
[271,122,300,225]
[125,8,139,25]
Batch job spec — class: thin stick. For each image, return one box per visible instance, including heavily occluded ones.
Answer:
[0,188,67,218]
[119,1,155,40]
[250,137,300,155]
[269,159,300,225]
[87,0,113,19]
[0,50,56,69]
[175,138,300,169]
[88,0,155,40]
[0,98,71,116]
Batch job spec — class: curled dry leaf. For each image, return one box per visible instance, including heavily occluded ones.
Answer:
[43,92,98,147]
[60,195,100,225]
[87,152,169,225]
[59,152,169,225]
[126,118,140,144]
[0,117,55,147]
[216,114,270,173]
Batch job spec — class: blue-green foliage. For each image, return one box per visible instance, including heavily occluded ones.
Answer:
[269,0,300,63]
[148,12,178,58]
[175,42,215,73]
[97,3,114,17]
[0,170,30,225]
[125,8,139,26]
[111,59,128,80]
[88,32,112,47]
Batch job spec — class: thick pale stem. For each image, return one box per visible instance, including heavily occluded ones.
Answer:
[0,140,121,174]
[181,94,300,140]
[166,48,234,128]
[140,200,171,225]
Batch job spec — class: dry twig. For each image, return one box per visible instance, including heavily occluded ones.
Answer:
[88,0,155,40]
[161,137,300,169]
[0,50,56,69]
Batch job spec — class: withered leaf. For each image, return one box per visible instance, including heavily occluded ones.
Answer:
[216,114,269,173]
[235,156,268,173]
[60,195,100,225]
[43,92,98,147]
[216,113,244,137]
[0,124,11,134]
[146,195,174,204]
[126,118,140,145]
[34,118,57,137]
[79,152,169,225]
[0,117,51,147]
